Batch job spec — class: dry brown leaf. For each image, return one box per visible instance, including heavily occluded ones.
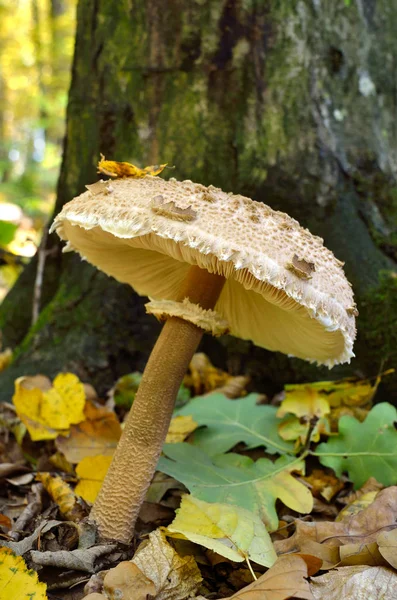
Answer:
[337,477,383,506]
[275,487,397,558]
[336,491,379,522]
[310,565,397,599]
[0,513,11,530]
[103,562,156,600]
[131,529,202,600]
[56,400,122,463]
[377,528,397,569]
[338,541,386,567]
[226,554,319,599]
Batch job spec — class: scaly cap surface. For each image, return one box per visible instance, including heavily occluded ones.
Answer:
[51,177,356,366]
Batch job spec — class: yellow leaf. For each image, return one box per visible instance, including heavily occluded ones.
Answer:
[75,455,113,503]
[0,547,47,600]
[13,373,86,441]
[166,494,277,567]
[0,348,12,373]
[278,414,330,445]
[55,400,122,463]
[36,472,81,522]
[165,415,198,443]
[97,154,167,179]
[277,385,331,419]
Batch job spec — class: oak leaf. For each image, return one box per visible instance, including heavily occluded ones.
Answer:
[177,393,293,456]
[315,403,397,488]
[159,444,313,531]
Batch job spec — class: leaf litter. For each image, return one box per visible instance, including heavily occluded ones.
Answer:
[0,356,396,599]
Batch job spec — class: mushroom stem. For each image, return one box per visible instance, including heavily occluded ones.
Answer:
[90,266,225,543]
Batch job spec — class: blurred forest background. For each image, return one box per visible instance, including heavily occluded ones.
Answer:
[0,0,75,299]
[0,0,396,400]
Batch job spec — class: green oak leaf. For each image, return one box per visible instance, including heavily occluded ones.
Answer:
[158,443,313,531]
[176,393,294,456]
[315,403,397,488]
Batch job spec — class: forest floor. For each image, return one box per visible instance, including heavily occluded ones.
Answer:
[0,353,396,600]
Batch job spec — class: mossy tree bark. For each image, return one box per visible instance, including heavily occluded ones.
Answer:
[1,0,396,400]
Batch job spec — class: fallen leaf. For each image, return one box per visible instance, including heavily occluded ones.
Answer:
[227,554,318,599]
[1,520,62,555]
[338,477,383,506]
[13,373,86,441]
[0,514,11,531]
[132,529,202,600]
[184,353,249,398]
[0,547,47,600]
[166,494,277,567]
[277,386,330,420]
[310,565,397,600]
[281,375,385,430]
[75,455,113,503]
[165,415,198,443]
[31,544,116,573]
[377,528,397,569]
[159,444,313,531]
[146,472,185,504]
[97,154,167,178]
[37,473,87,522]
[315,403,397,488]
[338,541,386,567]
[177,393,293,456]
[56,400,122,463]
[302,469,344,502]
[0,348,12,372]
[102,562,156,600]
[336,491,379,522]
[278,415,330,445]
[275,487,397,561]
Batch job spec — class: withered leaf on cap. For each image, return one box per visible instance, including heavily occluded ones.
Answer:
[97,154,167,179]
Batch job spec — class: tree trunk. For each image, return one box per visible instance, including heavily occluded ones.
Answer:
[1,0,396,401]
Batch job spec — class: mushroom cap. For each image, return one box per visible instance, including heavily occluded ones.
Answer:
[51,177,356,366]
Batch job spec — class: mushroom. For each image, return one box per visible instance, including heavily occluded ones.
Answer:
[51,176,356,543]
